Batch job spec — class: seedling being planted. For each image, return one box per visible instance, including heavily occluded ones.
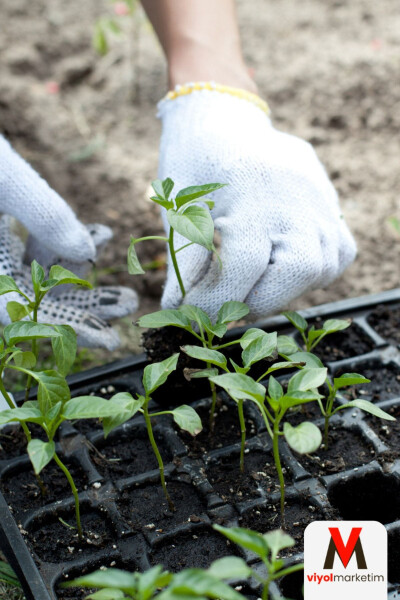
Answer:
[210,367,327,525]
[138,301,250,430]
[128,178,226,299]
[282,310,350,352]
[98,354,202,511]
[62,557,247,600]
[214,525,303,600]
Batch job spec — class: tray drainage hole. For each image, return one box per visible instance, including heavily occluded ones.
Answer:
[279,568,304,600]
[328,471,400,524]
[389,530,400,584]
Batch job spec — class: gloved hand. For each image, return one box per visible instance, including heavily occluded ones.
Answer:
[0,136,138,349]
[157,84,357,320]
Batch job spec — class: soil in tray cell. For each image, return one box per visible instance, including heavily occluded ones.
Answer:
[279,569,304,600]
[90,428,172,480]
[150,529,237,571]
[306,322,374,362]
[0,423,47,461]
[284,401,322,427]
[178,400,258,457]
[206,450,287,503]
[388,530,400,585]
[239,500,325,555]
[27,510,113,562]
[118,480,206,533]
[367,403,400,451]
[338,363,400,403]
[368,305,400,346]
[297,428,375,476]
[1,459,87,516]
[328,471,400,524]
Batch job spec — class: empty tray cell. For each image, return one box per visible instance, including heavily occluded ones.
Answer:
[0,423,47,462]
[328,471,400,523]
[27,509,114,563]
[150,528,238,571]
[337,362,400,403]
[117,480,207,534]
[206,450,287,504]
[368,305,400,346]
[303,321,374,362]
[365,401,400,450]
[279,567,304,600]
[90,426,172,481]
[298,428,375,476]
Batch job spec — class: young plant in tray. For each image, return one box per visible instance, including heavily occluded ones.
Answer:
[282,310,351,353]
[214,525,303,600]
[210,366,327,525]
[138,300,250,429]
[62,558,248,600]
[128,178,226,300]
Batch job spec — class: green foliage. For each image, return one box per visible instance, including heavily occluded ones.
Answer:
[282,310,351,352]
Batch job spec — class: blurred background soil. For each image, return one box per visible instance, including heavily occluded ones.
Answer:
[0,0,399,360]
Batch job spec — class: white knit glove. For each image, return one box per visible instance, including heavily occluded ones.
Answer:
[0,136,138,349]
[158,86,356,320]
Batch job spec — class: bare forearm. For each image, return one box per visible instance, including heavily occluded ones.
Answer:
[140,0,257,92]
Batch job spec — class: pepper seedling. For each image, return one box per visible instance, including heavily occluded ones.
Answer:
[128,178,226,299]
[138,301,250,430]
[62,558,248,600]
[282,310,350,353]
[210,367,327,525]
[214,525,303,600]
[99,354,202,511]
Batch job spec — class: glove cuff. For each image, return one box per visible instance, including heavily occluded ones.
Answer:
[158,81,270,117]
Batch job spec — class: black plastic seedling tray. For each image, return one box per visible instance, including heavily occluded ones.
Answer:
[2,288,400,600]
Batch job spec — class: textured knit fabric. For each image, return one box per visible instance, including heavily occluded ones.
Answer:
[157,88,357,320]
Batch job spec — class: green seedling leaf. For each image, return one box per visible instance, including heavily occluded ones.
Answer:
[210,373,266,404]
[207,322,228,338]
[261,361,305,377]
[179,304,212,332]
[62,568,137,591]
[171,405,202,436]
[323,318,351,334]
[166,568,244,600]
[241,332,277,367]
[52,325,77,376]
[0,561,22,588]
[268,376,283,403]
[167,205,214,250]
[6,300,31,322]
[181,346,227,369]
[217,301,249,325]
[34,370,71,414]
[277,335,299,355]
[175,183,226,208]
[283,351,324,369]
[338,400,396,420]
[283,421,322,454]
[138,565,171,597]
[184,367,219,380]
[47,401,62,422]
[282,310,308,333]
[128,238,145,275]
[27,439,55,474]
[207,556,252,580]
[307,327,324,344]
[143,354,179,395]
[280,390,323,410]
[138,309,190,329]
[103,393,145,437]
[13,350,36,369]
[0,275,24,297]
[263,529,295,557]
[0,406,43,425]
[287,367,327,393]
[152,177,174,201]
[239,328,268,350]
[229,359,250,375]
[43,265,92,290]
[62,396,129,420]
[31,260,45,296]
[213,525,268,560]
[86,590,125,599]
[4,321,60,345]
[333,373,370,389]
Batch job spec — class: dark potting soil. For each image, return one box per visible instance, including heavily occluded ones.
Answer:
[118,480,207,534]
[368,305,400,345]
[310,322,374,362]
[366,403,400,450]
[206,450,287,503]
[284,401,322,427]
[0,423,47,461]
[90,428,172,481]
[150,529,237,571]
[239,500,325,555]
[338,363,400,403]
[297,428,375,476]
[27,510,113,562]
[279,569,304,600]
[1,459,87,516]
[388,529,400,585]
[177,400,258,458]
[328,470,400,524]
